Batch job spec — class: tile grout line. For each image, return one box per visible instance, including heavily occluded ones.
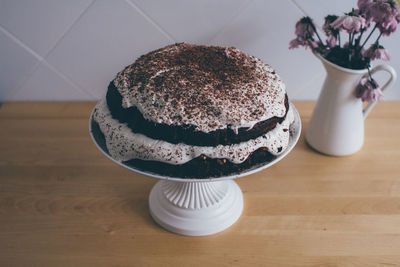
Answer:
[6,0,98,100]
[290,0,309,17]
[124,0,177,43]
[290,0,323,29]
[0,25,43,62]
[42,0,97,61]
[0,25,44,100]
[34,0,97,99]
[42,60,97,99]
[207,0,254,45]
[41,0,98,99]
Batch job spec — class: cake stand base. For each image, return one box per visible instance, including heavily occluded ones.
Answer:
[149,179,243,236]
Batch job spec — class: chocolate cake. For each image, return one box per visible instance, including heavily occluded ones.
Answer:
[92,43,294,178]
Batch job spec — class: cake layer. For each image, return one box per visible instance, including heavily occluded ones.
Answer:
[92,119,277,178]
[93,43,294,178]
[93,98,294,165]
[113,43,287,133]
[107,81,289,146]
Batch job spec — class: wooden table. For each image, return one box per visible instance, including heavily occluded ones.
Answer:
[1,101,400,266]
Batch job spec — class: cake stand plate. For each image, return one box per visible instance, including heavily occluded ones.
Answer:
[90,103,301,236]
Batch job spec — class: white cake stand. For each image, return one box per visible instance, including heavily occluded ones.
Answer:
[89,103,301,236]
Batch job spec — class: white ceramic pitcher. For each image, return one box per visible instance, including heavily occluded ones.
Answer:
[306,53,397,156]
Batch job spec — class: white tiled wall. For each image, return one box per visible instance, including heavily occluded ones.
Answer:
[1,0,399,101]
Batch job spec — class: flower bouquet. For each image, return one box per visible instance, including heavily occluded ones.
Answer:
[290,0,400,102]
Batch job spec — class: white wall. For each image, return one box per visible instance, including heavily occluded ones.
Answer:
[0,0,399,101]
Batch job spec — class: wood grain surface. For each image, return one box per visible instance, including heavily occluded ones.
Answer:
[1,101,400,267]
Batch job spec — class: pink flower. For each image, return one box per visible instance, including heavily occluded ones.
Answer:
[366,0,400,35]
[326,35,337,47]
[323,15,339,33]
[289,1,396,87]
[294,17,315,39]
[331,14,366,33]
[323,15,339,47]
[358,0,373,23]
[289,17,320,50]
[379,16,399,35]
[289,37,306,49]
[361,87,384,102]
[363,44,390,61]
[358,0,372,12]
[356,77,383,102]
[289,37,319,50]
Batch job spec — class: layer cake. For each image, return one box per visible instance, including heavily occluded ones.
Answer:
[92,43,294,178]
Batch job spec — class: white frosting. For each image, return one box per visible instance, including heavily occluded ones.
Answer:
[93,99,294,165]
[113,44,287,133]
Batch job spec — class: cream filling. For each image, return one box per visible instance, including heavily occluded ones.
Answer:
[93,98,294,165]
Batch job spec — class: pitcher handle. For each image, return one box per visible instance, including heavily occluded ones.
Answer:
[363,64,397,119]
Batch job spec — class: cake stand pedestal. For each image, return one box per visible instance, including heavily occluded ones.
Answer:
[90,103,301,236]
[149,179,243,236]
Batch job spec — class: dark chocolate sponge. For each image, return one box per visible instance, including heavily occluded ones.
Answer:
[91,119,276,179]
[106,81,289,146]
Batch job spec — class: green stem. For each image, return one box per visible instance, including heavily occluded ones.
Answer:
[310,23,325,46]
[348,33,352,64]
[361,24,377,49]
[374,32,383,45]
[356,29,365,47]
[349,32,352,47]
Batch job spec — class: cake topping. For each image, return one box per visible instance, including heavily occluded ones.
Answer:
[113,43,287,133]
[93,99,294,165]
